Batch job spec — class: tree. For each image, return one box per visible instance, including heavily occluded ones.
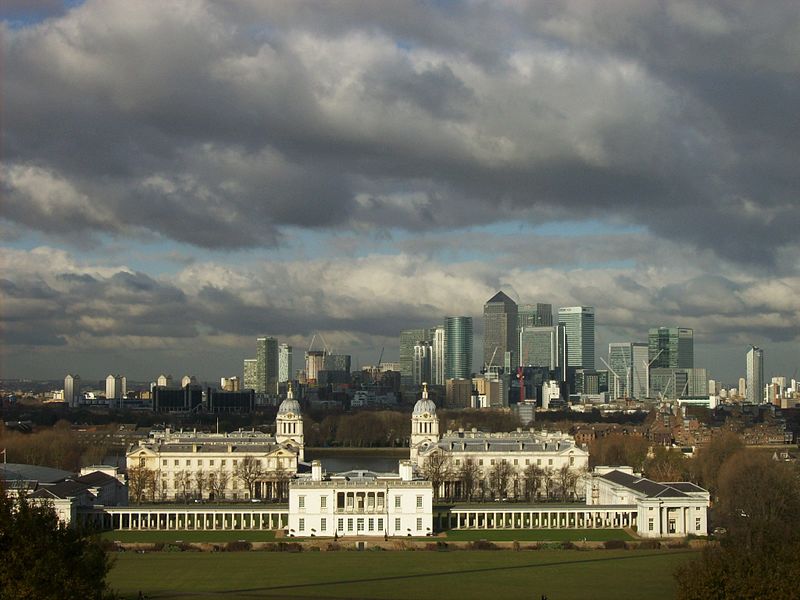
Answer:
[675,452,800,599]
[0,482,114,599]
[692,431,744,498]
[421,451,453,501]
[557,464,578,501]
[488,461,514,499]
[644,446,687,482]
[588,434,649,471]
[522,464,543,501]
[235,456,264,500]
[208,466,229,501]
[176,470,193,502]
[194,468,207,500]
[127,465,155,504]
[457,460,480,501]
[541,467,556,500]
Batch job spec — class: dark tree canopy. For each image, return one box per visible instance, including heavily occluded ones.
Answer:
[0,483,114,600]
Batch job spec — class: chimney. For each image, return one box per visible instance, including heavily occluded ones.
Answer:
[399,460,413,481]
[312,460,323,482]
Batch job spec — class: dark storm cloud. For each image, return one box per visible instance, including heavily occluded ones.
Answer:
[3,0,798,266]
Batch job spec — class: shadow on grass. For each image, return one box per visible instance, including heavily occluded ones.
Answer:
[146,550,695,599]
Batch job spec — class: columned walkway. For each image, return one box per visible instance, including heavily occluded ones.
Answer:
[433,504,637,532]
[79,505,289,531]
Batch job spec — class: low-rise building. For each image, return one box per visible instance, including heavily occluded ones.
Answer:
[288,460,433,538]
[587,466,709,538]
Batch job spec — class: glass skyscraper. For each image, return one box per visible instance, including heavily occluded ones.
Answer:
[746,345,764,404]
[445,316,473,380]
[400,328,434,386]
[558,306,595,370]
[648,327,693,369]
[256,336,279,394]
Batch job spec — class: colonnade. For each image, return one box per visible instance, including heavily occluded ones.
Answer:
[80,507,288,531]
[434,506,637,531]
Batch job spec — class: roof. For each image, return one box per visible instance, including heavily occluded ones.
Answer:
[76,471,122,486]
[29,480,91,500]
[598,469,708,499]
[0,463,73,484]
[486,291,515,305]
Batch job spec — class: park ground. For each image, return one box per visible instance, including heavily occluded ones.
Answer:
[108,547,696,600]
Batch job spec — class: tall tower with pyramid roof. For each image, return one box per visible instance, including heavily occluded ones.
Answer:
[484,290,518,369]
[275,383,304,461]
[410,383,439,463]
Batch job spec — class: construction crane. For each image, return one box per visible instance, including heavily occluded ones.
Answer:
[377,347,384,370]
[482,346,499,375]
[600,356,624,400]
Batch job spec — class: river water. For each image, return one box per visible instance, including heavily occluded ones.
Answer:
[306,451,408,474]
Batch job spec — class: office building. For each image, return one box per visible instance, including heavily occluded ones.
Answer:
[558,306,595,370]
[256,336,279,394]
[64,374,81,408]
[444,316,473,380]
[157,374,172,387]
[649,368,708,399]
[484,291,518,368]
[432,326,446,385]
[746,346,764,404]
[220,376,241,392]
[400,328,434,386]
[243,359,257,390]
[648,328,694,369]
[105,374,125,405]
[518,303,553,328]
[180,375,197,388]
[519,325,567,382]
[279,344,293,383]
[412,341,433,386]
[305,350,326,383]
[606,342,649,399]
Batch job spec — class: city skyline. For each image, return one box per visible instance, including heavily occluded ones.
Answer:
[1,2,798,384]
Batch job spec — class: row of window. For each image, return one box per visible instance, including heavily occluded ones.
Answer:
[453,457,575,467]
[158,458,288,468]
[298,495,424,510]
[296,517,425,534]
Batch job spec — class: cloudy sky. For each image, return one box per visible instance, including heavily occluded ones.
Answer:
[2,0,798,384]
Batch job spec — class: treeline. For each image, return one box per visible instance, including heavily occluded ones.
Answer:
[0,421,110,471]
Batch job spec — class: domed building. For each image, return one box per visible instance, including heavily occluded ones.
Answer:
[276,383,304,461]
[410,383,439,462]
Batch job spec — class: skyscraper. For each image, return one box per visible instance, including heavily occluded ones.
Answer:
[432,326,446,385]
[400,328,434,386]
[558,306,595,370]
[483,291,518,368]
[64,374,81,408]
[444,316,473,380]
[648,328,693,369]
[256,336,279,394]
[631,343,649,399]
[243,358,257,390]
[519,325,567,381]
[412,341,433,385]
[518,303,553,328]
[746,345,764,404]
[279,344,293,383]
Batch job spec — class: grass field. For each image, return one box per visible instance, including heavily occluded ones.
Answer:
[108,548,695,599]
[100,530,276,543]
[442,528,634,541]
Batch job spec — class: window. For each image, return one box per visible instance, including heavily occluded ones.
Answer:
[357,518,364,532]
[537,458,541,465]
[479,459,484,466]
[139,458,146,467]
[695,518,701,531]
[198,460,203,466]
[221,460,226,466]
[298,518,305,532]
[320,518,327,532]
[347,518,354,532]
[298,495,305,509]
[490,459,495,465]
[416,518,422,531]
[395,518,401,531]
[233,459,238,466]
[320,496,327,509]
[569,456,574,466]
[185,460,191,466]
[395,496,401,509]
[368,518,374,532]
[416,495,423,508]
[648,519,654,531]
[548,459,553,466]
[378,518,384,532]
[455,459,460,465]
[513,459,518,465]
[210,460,215,466]
[337,518,344,532]
[162,459,167,466]
[174,460,179,466]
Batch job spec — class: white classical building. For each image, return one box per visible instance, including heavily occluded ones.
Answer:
[126,386,305,501]
[288,460,433,538]
[412,384,590,499]
[587,466,709,538]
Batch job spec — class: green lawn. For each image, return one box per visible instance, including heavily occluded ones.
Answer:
[101,530,276,543]
[108,549,695,599]
[442,528,634,542]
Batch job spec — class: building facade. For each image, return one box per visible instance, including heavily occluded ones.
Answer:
[256,336,279,394]
[648,328,694,369]
[484,291,518,369]
[288,460,433,538]
[444,316,473,380]
[746,345,765,404]
[519,324,567,381]
[558,307,595,370]
[278,344,293,383]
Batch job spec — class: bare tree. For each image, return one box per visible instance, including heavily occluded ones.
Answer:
[541,467,556,501]
[557,464,578,501]
[127,466,155,504]
[176,470,193,502]
[523,464,543,501]
[421,451,453,501]
[194,468,207,500]
[208,466,230,501]
[488,461,514,500]
[458,460,480,502]
[235,456,264,500]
